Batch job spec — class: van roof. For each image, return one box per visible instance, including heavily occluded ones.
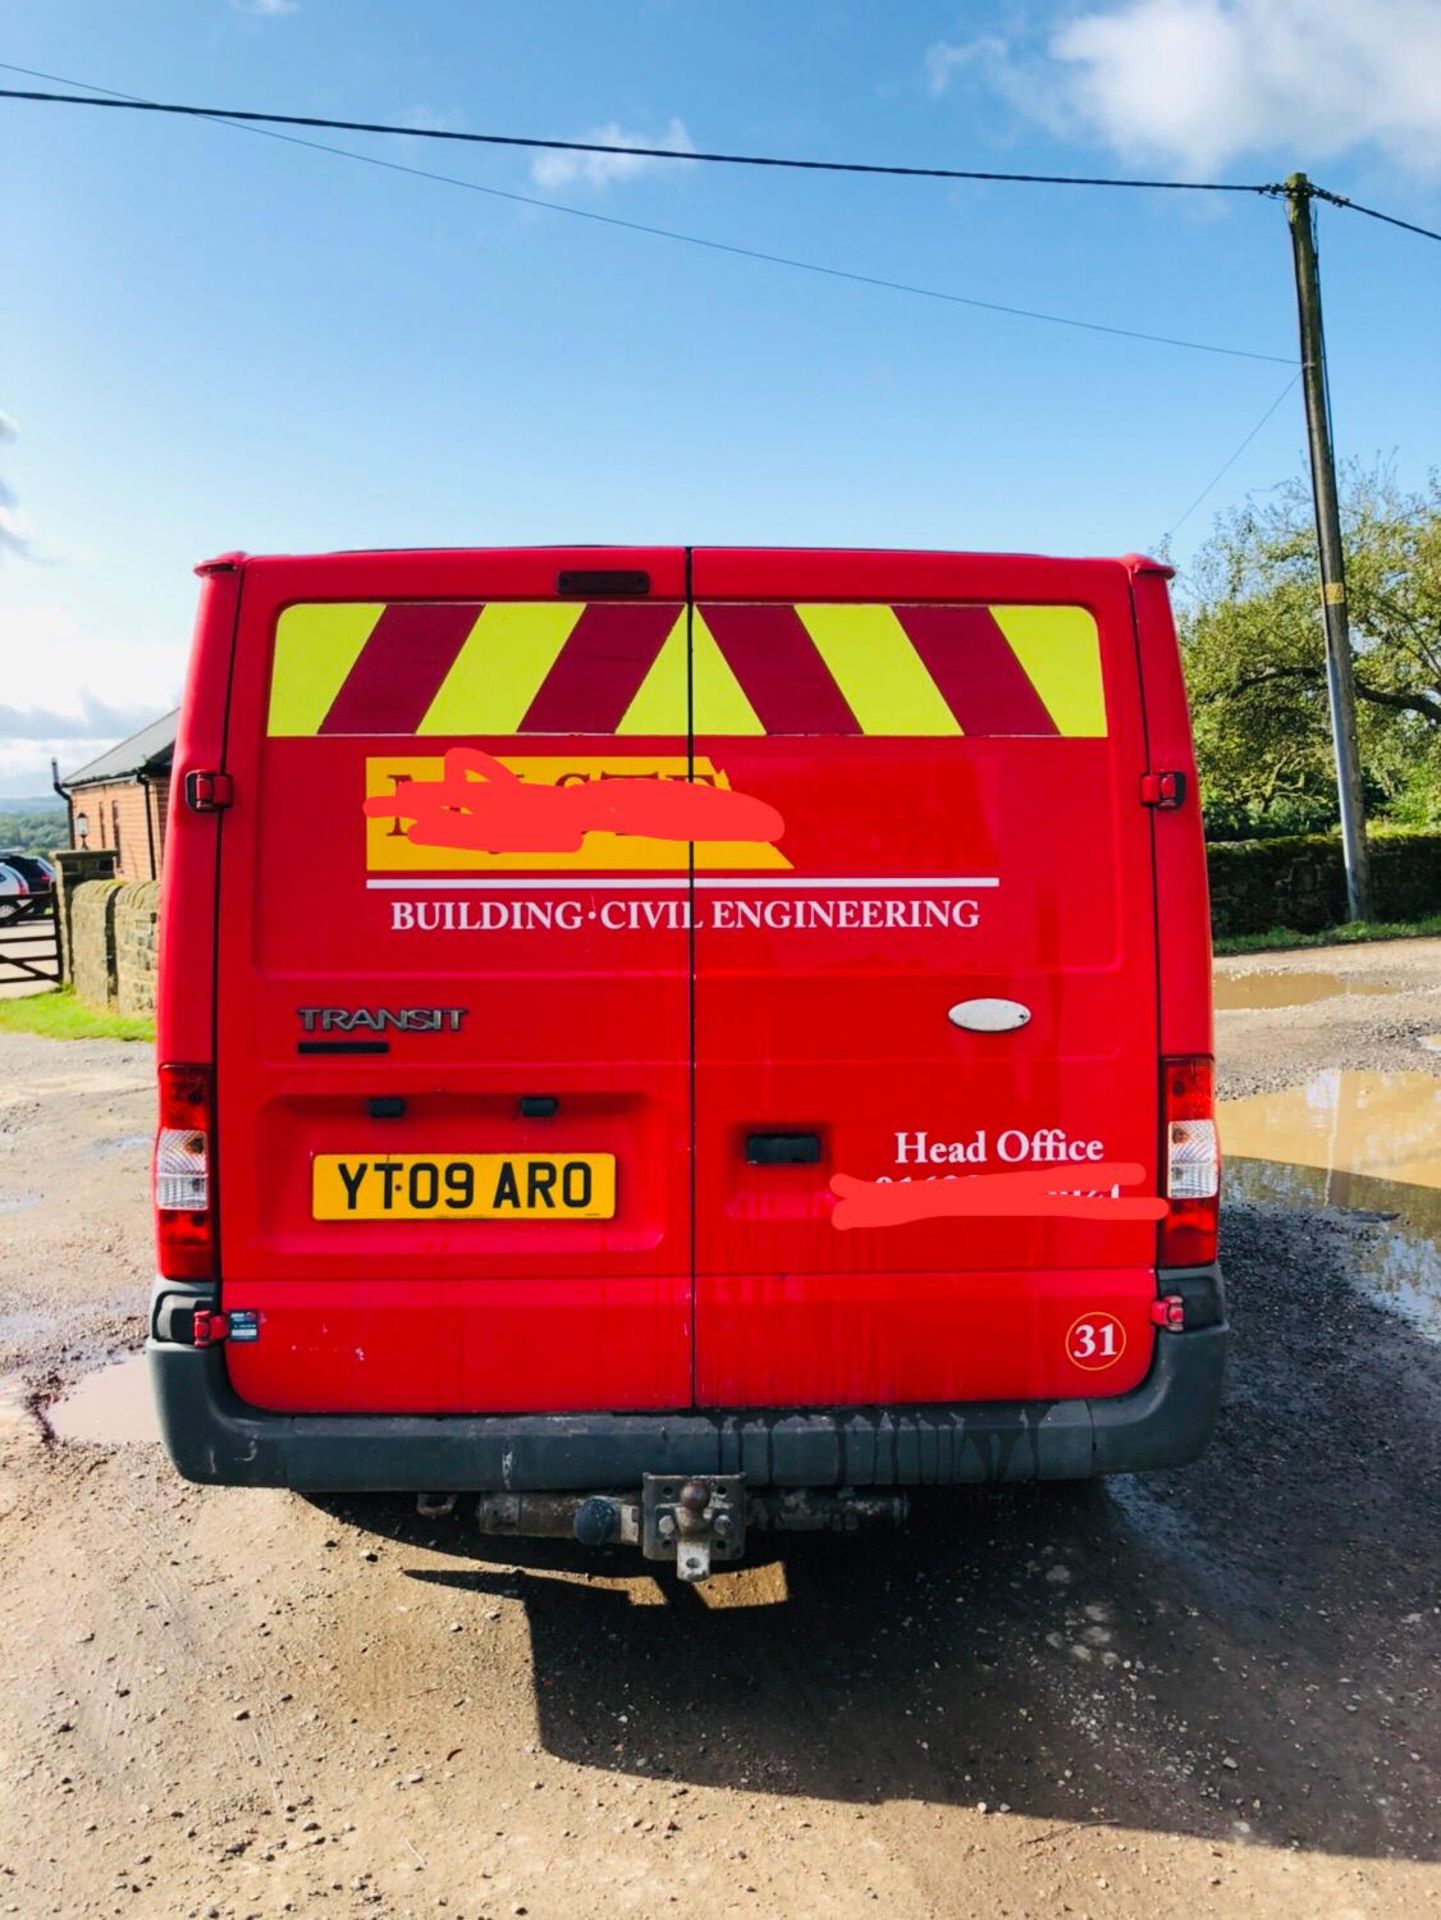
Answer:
[198,547,1174,580]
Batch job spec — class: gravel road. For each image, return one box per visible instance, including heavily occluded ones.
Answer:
[1,940,1439,1918]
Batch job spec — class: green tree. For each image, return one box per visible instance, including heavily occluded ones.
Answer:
[0,810,68,855]
[1177,464,1441,834]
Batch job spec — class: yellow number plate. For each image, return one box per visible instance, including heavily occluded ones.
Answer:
[312,1153,616,1221]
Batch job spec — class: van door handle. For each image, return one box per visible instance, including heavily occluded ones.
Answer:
[745,1131,822,1165]
[948,998,1031,1032]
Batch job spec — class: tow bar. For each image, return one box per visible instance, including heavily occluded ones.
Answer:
[643,1475,746,1582]
[470,1477,908,1582]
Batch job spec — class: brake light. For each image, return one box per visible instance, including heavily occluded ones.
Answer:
[1160,1055,1219,1268]
[155,1063,214,1280]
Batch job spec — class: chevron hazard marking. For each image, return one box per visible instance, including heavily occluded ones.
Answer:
[518,602,680,733]
[268,602,384,736]
[891,605,1059,737]
[320,603,479,735]
[417,602,583,735]
[990,605,1107,736]
[798,603,961,737]
[267,599,1106,738]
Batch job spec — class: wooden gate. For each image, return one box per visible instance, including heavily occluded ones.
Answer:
[0,898,61,988]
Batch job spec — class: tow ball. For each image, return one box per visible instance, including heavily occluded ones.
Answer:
[642,1474,745,1582]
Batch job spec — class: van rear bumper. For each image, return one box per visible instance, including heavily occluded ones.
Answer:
[148,1291,1227,1493]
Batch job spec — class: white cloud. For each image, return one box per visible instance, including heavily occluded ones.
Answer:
[231,0,298,15]
[0,720,173,798]
[924,33,1009,99]
[0,410,33,561]
[0,602,182,794]
[530,118,695,192]
[928,0,1441,175]
[0,691,167,742]
[0,736,147,798]
[0,503,31,562]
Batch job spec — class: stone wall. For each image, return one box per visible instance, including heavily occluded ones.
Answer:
[70,879,124,1012]
[67,876,162,1017]
[52,848,118,985]
[114,881,162,1017]
[1206,828,1441,937]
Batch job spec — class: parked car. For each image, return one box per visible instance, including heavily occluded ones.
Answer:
[0,862,31,920]
[0,851,55,895]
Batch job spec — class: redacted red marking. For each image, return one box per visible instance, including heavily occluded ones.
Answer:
[363,748,785,854]
[828,1163,1168,1231]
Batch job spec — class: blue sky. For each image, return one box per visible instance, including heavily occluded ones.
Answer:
[2,0,1439,794]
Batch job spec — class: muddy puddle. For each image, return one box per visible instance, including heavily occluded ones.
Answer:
[1222,1069,1441,1342]
[1221,1069,1441,1186]
[47,1354,158,1446]
[1214,970,1396,1011]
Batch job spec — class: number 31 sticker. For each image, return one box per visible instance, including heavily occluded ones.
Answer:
[1066,1312,1127,1370]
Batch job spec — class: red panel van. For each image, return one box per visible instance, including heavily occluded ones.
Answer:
[150,547,1226,1579]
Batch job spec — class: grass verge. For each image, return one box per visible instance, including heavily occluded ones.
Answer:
[0,986,154,1043]
[1214,912,1441,956]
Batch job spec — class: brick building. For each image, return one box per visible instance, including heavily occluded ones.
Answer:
[59,710,178,882]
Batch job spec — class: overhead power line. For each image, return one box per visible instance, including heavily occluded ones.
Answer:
[4,72,1436,246]
[0,80,1274,194]
[1307,184,1441,247]
[0,63,1292,365]
[1159,369,1303,551]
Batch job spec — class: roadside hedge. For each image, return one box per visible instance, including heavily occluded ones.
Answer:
[1206,828,1441,938]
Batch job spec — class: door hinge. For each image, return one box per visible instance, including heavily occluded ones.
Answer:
[185,769,234,813]
[1140,770,1187,810]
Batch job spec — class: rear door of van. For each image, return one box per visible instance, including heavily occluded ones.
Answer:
[689,549,1161,1408]
[214,549,693,1414]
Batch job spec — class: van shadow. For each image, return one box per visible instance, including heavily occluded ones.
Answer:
[314,1202,1441,1863]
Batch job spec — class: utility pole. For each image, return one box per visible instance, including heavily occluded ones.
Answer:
[1285,172,1371,921]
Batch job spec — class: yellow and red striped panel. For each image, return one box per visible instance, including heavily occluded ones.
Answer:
[267,600,1107,739]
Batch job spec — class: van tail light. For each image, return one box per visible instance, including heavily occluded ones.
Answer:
[1160,1055,1219,1268]
[155,1063,214,1281]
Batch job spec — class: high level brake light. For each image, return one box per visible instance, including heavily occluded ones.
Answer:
[154,1063,214,1280]
[1160,1055,1219,1268]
